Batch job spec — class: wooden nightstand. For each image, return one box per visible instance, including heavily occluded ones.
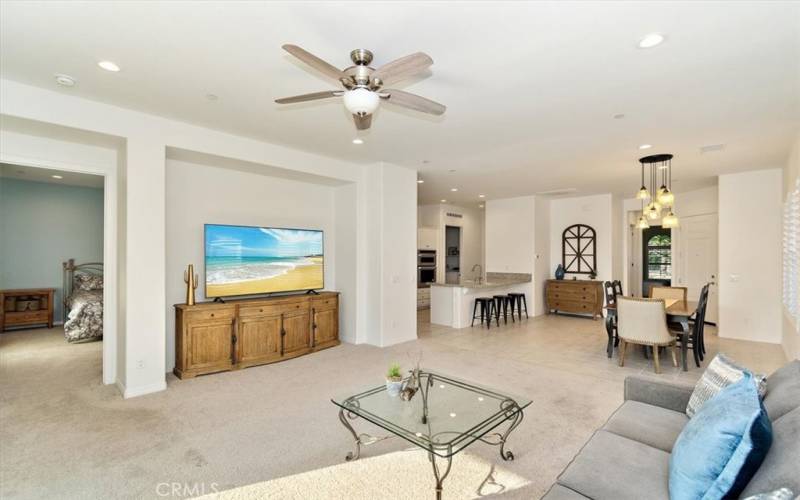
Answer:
[0,288,55,332]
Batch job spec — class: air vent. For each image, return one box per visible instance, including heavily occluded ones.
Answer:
[700,144,726,154]
[537,188,578,196]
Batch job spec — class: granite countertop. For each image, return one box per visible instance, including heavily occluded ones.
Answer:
[430,277,531,289]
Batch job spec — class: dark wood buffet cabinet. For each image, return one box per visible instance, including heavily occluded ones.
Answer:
[545,279,603,319]
[174,292,339,379]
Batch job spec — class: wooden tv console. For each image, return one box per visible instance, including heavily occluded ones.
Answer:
[174,291,339,379]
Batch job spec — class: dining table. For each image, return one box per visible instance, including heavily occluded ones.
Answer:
[604,298,699,371]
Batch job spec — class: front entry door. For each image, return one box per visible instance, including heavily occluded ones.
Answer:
[678,214,718,323]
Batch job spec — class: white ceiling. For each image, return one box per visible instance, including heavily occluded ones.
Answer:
[1,1,798,205]
[0,163,104,188]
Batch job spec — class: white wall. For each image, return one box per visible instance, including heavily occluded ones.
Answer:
[484,195,538,314]
[485,196,536,274]
[164,159,342,370]
[718,169,783,343]
[377,164,418,346]
[783,132,800,360]
[550,194,613,282]
[334,182,358,344]
[533,196,551,315]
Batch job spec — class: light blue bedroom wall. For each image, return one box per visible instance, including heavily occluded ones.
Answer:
[0,178,104,322]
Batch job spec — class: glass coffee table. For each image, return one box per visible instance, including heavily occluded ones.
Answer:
[331,370,531,499]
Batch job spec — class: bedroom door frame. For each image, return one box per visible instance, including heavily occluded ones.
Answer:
[0,152,118,386]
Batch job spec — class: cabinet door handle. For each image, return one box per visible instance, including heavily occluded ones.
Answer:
[231,318,238,365]
[311,308,316,348]
[280,313,285,356]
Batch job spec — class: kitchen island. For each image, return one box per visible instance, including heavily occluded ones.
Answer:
[430,273,532,328]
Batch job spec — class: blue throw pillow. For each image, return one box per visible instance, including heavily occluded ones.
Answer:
[669,372,772,500]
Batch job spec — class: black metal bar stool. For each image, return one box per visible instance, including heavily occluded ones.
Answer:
[471,297,497,328]
[493,294,514,324]
[508,292,528,320]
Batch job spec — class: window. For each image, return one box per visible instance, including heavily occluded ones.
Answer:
[644,230,671,280]
[784,178,799,329]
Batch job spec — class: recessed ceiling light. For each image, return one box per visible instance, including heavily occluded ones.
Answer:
[97,61,120,72]
[352,138,363,145]
[478,194,485,198]
[54,74,76,87]
[639,144,652,150]
[450,188,458,192]
[51,175,63,179]
[638,33,665,49]
[417,179,424,184]
[441,199,447,203]
[478,204,484,208]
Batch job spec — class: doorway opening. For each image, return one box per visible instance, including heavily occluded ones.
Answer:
[445,225,461,284]
[642,226,672,296]
[0,163,106,381]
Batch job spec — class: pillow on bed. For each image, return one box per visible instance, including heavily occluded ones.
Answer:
[74,273,103,291]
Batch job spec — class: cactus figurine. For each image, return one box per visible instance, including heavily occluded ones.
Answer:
[183,264,199,305]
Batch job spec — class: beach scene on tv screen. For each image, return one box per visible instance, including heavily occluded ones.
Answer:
[205,225,323,297]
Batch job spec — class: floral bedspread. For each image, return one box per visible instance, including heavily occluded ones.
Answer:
[64,289,103,342]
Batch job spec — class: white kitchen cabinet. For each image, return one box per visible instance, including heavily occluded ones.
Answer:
[418,227,438,250]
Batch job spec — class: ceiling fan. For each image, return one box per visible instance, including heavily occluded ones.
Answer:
[275,44,446,131]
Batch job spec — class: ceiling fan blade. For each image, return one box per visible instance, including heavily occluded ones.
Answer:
[371,52,433,86]
[275,90,341,104]
[381,89,446,115]
[282,44,346,82]
[353,114,372,130]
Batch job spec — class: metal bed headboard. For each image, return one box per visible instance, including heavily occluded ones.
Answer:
[62,258,104,322]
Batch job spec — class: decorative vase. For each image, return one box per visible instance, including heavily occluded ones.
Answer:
[386,377,404,397]
[555,264,566,280]
[183,264,199,305]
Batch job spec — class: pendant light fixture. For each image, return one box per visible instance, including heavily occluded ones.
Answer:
[636,154,679,229]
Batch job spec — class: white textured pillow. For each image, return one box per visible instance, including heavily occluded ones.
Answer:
[686,354,767,418]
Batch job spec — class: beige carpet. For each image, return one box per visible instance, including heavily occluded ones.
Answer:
[0,316,786,499]
[197,449,531,500]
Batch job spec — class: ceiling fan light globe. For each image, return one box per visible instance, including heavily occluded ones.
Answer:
[343,88,380,116]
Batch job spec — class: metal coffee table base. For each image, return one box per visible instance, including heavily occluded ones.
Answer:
[337,407,524,499]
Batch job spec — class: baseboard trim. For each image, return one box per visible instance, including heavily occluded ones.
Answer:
[115,380,167,399]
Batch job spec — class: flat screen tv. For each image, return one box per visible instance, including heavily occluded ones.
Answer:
[204,224,324,298]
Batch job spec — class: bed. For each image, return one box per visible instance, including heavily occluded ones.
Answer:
[62,259,104,343]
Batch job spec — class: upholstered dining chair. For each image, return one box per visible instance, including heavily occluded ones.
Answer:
[617,297,678,374]
[649,285,687,302]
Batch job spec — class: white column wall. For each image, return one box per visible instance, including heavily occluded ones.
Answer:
[121,136,167,395]
[718,169,783,343]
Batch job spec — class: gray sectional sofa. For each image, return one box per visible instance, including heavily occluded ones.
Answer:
[543,360,800,500]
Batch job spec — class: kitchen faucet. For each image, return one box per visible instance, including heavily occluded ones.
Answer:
[471,264,483,284]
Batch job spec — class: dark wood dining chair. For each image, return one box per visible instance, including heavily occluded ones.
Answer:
[604,281,619,354]
[669,286,709,368]
[612,280,623,298]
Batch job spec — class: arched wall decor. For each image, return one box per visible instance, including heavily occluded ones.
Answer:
[562,224,597,275]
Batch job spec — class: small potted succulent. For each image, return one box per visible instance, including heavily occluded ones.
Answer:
[386,363,404,397]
